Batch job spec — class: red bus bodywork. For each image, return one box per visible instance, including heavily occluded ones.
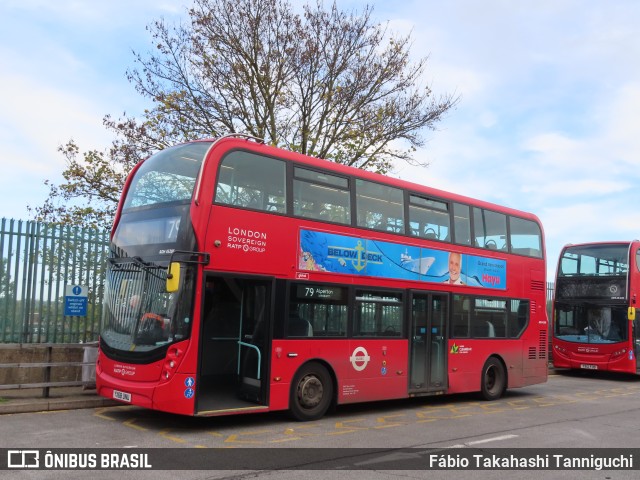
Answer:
[97,136,548,419]
[552,241,640,375]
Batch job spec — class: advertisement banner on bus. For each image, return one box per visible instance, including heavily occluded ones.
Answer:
[298,229,506,289]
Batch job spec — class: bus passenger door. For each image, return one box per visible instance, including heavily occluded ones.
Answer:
[409,292,448,393]
[197,276,271,414]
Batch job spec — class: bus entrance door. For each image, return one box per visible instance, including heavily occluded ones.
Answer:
[197,276,271,415]
[409,292,448,393]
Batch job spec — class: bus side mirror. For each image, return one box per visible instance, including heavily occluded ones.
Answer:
[166,262,181,293]
[628,307,636,321]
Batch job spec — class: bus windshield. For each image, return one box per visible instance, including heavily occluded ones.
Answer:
[100,259,196,355]
[554,303,628,344]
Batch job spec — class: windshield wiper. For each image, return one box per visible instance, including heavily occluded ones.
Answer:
[108,256,166,279]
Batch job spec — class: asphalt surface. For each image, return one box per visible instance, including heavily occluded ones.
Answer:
[0,366,558,415]
[0,386,118,414]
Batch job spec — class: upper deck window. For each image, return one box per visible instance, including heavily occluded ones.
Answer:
[293,167,350,224]
[356,179,404,233]
[473,208,507,251]
[510,217,543,258]
[452,203,471,246]
[216,151,286,213]
[124,142,212,209]
[409,194,450,241]
[560,244,629,276]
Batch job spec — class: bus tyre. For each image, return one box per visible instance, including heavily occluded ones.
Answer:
[480,357,506,401]
[290,362,333,421]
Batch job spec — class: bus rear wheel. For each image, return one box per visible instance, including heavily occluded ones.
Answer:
[480,357,506,400]
[290,362,333,421]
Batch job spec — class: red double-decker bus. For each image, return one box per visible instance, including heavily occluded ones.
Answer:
[96,134,548,420]
[552,242,640,374]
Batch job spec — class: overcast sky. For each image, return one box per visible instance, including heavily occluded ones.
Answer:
[2,0,640,278]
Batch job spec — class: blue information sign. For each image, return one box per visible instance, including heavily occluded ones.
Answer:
[64,285,88,317]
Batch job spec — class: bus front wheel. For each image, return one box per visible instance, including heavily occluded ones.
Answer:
[290,362,333,421]
[480,357,506,401]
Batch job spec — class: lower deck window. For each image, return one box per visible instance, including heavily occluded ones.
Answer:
[288,284,347,337]
[452,295,529,339]
[354,290,403,337]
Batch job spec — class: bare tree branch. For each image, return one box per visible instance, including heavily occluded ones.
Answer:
[36,0,459,227]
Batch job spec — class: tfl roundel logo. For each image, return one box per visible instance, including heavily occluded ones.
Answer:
[349,346,370,372]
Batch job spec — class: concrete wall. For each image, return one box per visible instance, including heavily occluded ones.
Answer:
[0,344,95,386]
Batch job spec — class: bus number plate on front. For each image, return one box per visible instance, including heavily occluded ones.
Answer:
[113,390,131,402]
[580,364,598,370]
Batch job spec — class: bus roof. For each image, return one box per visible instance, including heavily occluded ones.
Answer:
[198,136,543,224]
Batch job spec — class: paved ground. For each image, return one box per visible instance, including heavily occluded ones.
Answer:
[0,386,118,414]
[0,366,558,415]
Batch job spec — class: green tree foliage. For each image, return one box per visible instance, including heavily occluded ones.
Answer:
[0,257,15,306]
[1,257,17,341]
[34,0,458,228]
[31,117,155,230]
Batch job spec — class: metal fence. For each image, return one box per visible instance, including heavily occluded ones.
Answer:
[0,218,109,344]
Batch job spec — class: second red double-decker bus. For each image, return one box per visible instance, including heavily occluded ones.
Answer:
[96,134,548,420]
[552,241,640,374]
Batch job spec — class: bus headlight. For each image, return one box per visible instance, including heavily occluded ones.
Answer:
[610,348,627,359]
[161,347,184,382]
[554,344,567,354]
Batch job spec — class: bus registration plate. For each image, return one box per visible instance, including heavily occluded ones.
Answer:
[113,390,132,402]
[580,364,598,370]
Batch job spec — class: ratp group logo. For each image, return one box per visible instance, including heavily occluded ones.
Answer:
[8,450,39,468]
